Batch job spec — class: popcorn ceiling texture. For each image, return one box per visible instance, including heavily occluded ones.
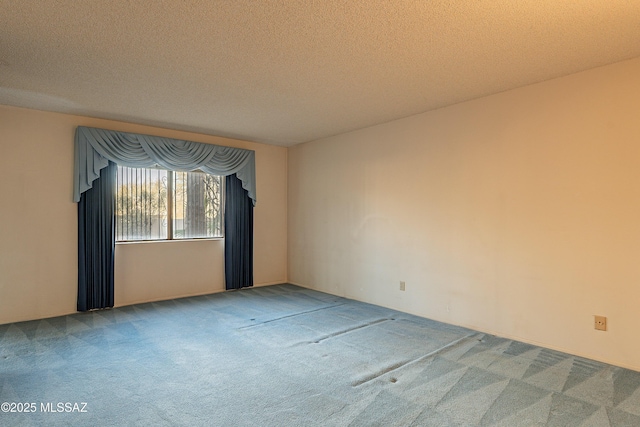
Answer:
[1,0,639,146]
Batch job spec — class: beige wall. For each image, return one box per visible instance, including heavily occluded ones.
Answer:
[0,106,287,324]
[288,57,640,370]
[3,57,640,370]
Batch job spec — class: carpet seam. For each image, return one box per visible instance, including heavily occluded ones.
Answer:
[236,303,348,330]
[352,333,480,387]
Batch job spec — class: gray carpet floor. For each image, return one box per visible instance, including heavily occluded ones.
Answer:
[2,284,640,426]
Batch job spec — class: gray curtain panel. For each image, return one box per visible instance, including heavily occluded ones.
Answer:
[77,161,117,311]
[224,174,254,290]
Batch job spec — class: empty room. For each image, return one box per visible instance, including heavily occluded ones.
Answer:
[2,1,640,426]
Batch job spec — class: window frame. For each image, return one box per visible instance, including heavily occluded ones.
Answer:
[115,166,224,243]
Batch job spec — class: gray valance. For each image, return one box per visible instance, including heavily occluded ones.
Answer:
[73,126,256,205]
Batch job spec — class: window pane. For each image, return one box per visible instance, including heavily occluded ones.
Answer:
[173,171,223,239]
[116,166,168,241]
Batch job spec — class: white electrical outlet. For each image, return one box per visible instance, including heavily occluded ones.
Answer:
[399,281,405,291]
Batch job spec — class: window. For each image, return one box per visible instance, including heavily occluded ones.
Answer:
[115,166,223,241]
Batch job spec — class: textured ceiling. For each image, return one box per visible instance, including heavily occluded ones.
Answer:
[1,1,640,146]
